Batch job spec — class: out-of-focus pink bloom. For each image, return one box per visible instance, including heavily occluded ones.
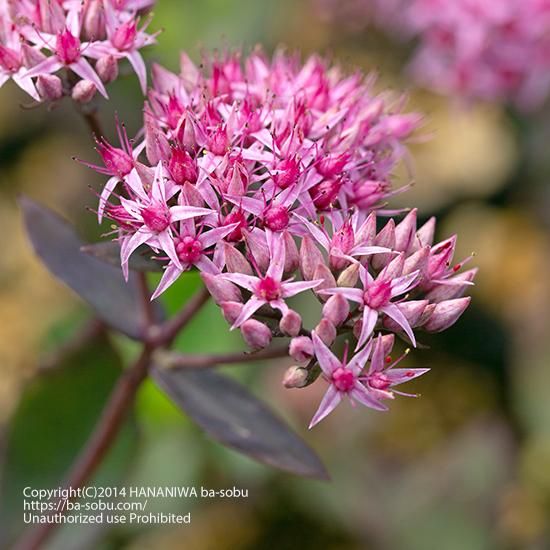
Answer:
[0,0,156,102]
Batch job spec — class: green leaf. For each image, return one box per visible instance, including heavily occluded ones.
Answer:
[151,367,329,480]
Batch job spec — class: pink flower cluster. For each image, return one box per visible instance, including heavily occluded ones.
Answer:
[88,50,476,427]
[315,0,550,109]
[407,0,550,109]
[0,0,156,103]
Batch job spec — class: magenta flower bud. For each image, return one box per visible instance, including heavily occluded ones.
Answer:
[289,336,314,364]
[372,219,396,271]
[96,55,119,84]
[282,366,309,389]
[355,211,377,246]
[168,148,198,185]
[145,112,171,165]
[349,180,386,210]
[380,334,395,358]
[112,20,138,51]
[322,294,350,327]
[36,75,63,101]
[201,273,242,304]
[141,204,170,232]
[224,209,247,242]
[423,297,471,333]
[404,245,429,277]
[312,263,337,301]
[317,152,348,178]
[274,157,300,189]
[425,268,478,302]
[279,310,302,337]
[72,80,97,103]
[418,303,436,326]
[220,301,244,325]
[241,319,272,350]
[309,178,341,210]
[0,44,20,72]
[300,235,324,281]
[83,0,106,40]
[380,253,405,280]
[245,229,270,272]
[314,319,337,346]
[56,29,81,65]
[208,126,228,155]
[337,263,360,288]
[394,209,417,253]
[223,243,253,275]
[283,232,300,275]
[264,205,290,232]
[382,300,429,332]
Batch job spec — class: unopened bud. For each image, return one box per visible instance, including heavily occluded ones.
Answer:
[336,262,359,287]
[96,55,119,83]
[383,300,428,332]
[201,273,241,304]
[423,297,471,333]
[403,245,429,277]
[279,310,302,337]
[289,336,314,364]
[72,80,97,103]
[283,231,300,275]
[300,235,324,280]
[372,219,395,271]
[314,319,337,346]
[312,263,337,302]
[36,74,63,101]
[219,301,243,325]
[241,319,272,350]
[425,268,477,302]
[322,294,349,327]
[83,0,106,40]
[245,228,270,272]
[181,182,204,208]
[394,209,417,253]
[282,365,309,389]
[415,217,436,249]
[223,243,253,275]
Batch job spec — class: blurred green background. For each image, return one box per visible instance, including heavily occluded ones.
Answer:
[1,1,550,548]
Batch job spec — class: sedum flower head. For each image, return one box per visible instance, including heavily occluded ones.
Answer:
[87,48,475,427]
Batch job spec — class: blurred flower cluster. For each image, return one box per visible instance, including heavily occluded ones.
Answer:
[316,0,550,109]
[0,0,156,104]
[87,50,476,427]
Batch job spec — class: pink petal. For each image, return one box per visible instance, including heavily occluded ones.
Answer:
[232,296,265,328]
[24,57,62,79]
[156,230,182,271]
[281,279,323,298]
[390,270,419,297]
[356,307,378,350]
[220,273,258,292]
[170,205,212,222]
[199,223,239,249]
[350,384,387,411]
[380,304,417,346]
[98,176,120,222]
[319,286,363,303]
[308,385,342,429]
[385,368,430,386]
[311,331,341,376]
[71,58,108,98]
[120,229,151,280]
[151,263,183,300]
[127,50,147,94]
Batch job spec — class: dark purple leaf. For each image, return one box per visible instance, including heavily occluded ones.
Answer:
[20,196,161,339]
[152,367,329,480]
[81,241,164,272]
